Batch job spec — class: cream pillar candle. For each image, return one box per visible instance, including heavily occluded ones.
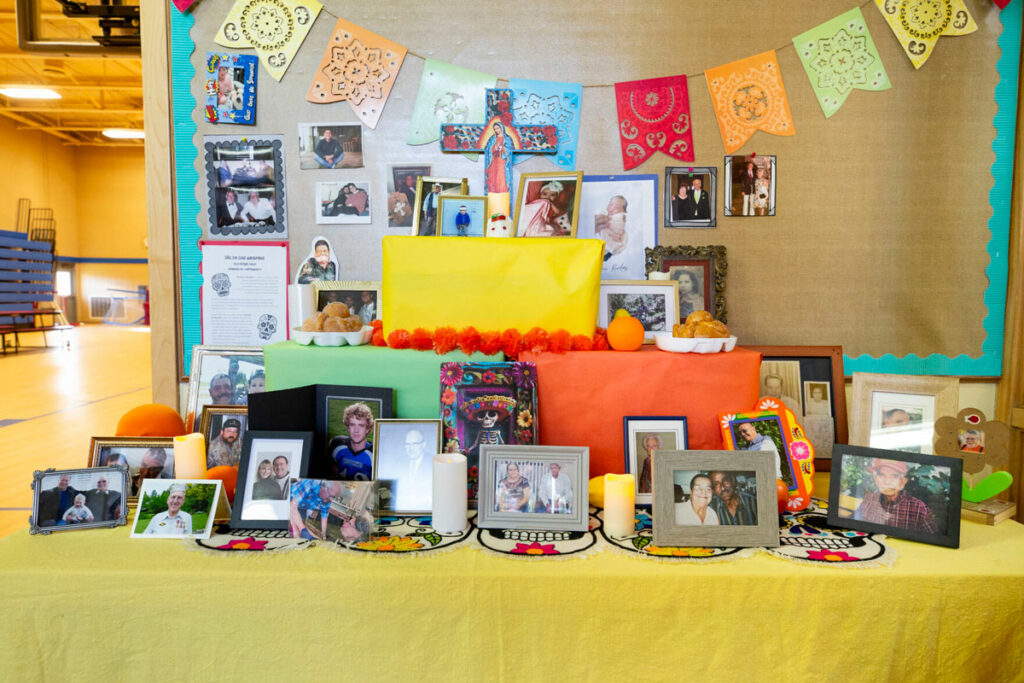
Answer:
[288,284,317,335]
[432,453,468,533]
[603,473,636,537]
[174,433,207,479]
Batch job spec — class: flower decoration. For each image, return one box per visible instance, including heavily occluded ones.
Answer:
[500,329,523,357]
[719,414,737,429]
[511,362,536,388]
[805,549,858,562]
[548,329,572,353]
[216,537,268,551]
[517,410,533,428]
[468,465,478,479]
[481,370,497,384]
[433,326,458,354]
[511,541,560,555]
[410,327,433,351]
[790,441,811,460]
[634,511,653,531]
[440,362,465,386]
[645,545,716,557]
[456,326,481,355]
[441,388,457,406]
[478,330,503,355]
[387,329,412,349]
[356,536,424,552]
[571,334,593,351]
[759,398,780,411]
[522,327,549,354]
[444,438,460,452]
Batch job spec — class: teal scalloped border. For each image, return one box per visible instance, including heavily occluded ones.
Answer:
[169,6,1021,377]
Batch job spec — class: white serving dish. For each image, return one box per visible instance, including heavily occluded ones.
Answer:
[653,333,737,354]
[291,325,373,347]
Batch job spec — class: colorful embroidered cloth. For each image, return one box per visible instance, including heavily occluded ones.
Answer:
[613,75,695,170]
[705,51,795,154]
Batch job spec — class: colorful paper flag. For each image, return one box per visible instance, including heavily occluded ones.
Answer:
[874,0,977,69]
[215,0,322,82]
[172,0,200,12]
[508,79,582,170]
[613,75,694,171]
[306,18,407,129]
[705,51,795,154]
[407,59,496,145]
[793,8,891,118]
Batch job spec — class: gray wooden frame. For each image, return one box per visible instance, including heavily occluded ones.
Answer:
[652,450,779,548]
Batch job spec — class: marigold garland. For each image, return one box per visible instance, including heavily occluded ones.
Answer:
[410,327,433,351]
[374,324,609,357]
[433,326,458,354]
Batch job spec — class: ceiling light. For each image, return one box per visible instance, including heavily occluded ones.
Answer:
[102,128,145,140]
[0,87,61,99]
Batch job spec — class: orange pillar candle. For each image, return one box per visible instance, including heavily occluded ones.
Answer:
[603,473,636,537]
[173,433,207,479]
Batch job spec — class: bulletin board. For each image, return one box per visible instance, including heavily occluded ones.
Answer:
[169,0,1021,377]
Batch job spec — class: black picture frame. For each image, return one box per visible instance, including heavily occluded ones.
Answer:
[230,430,312,531]
[204,134,287,237]
[828,444,962,548]
[664,166,717,228]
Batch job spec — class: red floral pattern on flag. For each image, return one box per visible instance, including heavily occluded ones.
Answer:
[613,75,694,171]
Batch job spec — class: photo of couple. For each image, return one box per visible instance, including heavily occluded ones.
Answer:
[672,470,758,527]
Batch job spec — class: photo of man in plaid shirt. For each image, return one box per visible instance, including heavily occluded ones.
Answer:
[854,458,937,533]
[289,479,342,540]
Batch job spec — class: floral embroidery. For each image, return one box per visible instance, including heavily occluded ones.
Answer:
[356,536,424,552]
[440,362,464,386]
[645,545,716,557]
[216,537,268,551]
[511,541,559,555]
[517,410,533,428]
[805,549,858,562]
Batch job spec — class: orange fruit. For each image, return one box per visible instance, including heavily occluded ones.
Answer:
[205,465,238,505]
[607,314,645,351]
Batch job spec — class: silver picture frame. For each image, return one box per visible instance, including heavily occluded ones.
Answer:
[30,466,130,534]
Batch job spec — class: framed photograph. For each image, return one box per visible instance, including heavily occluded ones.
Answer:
[387,164,431,228]
[204,134,286,237]
[477,445,589,532]
[372,419,442,515]
[438,195,488,237]
[30,466,129,533]
[199,406,248,468]
[622,416,688,506]
[319,385,394,479]
[577,174,658,279]
[312,280,381,324]
[130,480,223,539]
[850,373,959,455]
[720,413,802,492]
[203,52,256,125]
[745,345,849,469]
[231,430,312,530]
[828,445,962,548]
[288,478,377,544]
[297,123,363,169]
[665,166,717,228]
[413,176,469,236]
[724,154,776,217]
[185,345,265,430]
[651,451,779,548]
[88,436,175,500]
[597,280,679,342]
[645,245,727,323]
[440,361,540,504]
[513,171,583,237]
[316,180,371,224]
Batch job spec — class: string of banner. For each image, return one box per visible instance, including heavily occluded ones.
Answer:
[186,0,990,171]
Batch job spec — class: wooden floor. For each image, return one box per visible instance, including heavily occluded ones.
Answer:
[0,324,153,537]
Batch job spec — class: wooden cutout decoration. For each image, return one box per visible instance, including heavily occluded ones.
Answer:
[306,18,408,130]
[933,408,1010,474]
[705,51,795,154]
[613,74,695,171]
[873,0,977,70]
[439,89,558,212]
[215,0,322,82]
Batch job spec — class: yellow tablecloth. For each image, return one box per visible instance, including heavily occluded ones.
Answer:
[2,509,1023,681]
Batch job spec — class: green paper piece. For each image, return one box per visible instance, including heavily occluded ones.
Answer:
[407,58,497,145]
[793,7,891,118]
[962,471,1013,503]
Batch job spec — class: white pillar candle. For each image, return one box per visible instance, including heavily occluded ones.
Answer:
[173,433,207,479]
[288,284,317,336]
[432,453,468,533]
[604,473,636,537]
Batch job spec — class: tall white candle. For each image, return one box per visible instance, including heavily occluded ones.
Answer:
[432,453,468,533]
[173,433,207,479]
[288,284,317,336]
[604,473,636,537]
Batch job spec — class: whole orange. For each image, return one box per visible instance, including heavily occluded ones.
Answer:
[606,315,645,351]
[205,465,238,505]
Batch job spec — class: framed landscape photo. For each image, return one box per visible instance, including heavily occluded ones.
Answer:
[598,280,678,342]
[413,176,469,236]
[199,405,247,468]
[745,345,848,469]
[372,418,442,515]
[312,280,381,324]
[651,450,779,548]
[30,466,129,533]
[623,416,688,506]
[185,345,265,430]
[130,480,223,539]
[438,195,488,237]
[231,430,312,530]
[645,245,727,323]
[850,373,959,455]
[828,445,962,548]
[514,171,583,237]
[665,166,717,228]
[576,174,658,279]
[477,445,589,532]
[89,436,175,500]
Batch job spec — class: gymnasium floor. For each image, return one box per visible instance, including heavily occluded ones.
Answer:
[0,325,152,537]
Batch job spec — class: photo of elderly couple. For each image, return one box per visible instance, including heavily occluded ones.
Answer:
[493,460,574,515]
[672,470,758,526]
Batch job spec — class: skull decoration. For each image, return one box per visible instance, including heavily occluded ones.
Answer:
[343,515,474,555]
[256,314,278,341]
[771,501,889,565]
[475,511,600,556]
[210,273,231,297]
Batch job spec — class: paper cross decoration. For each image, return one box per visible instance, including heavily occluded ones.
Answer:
[439,88,558,206]
[306,18,407,129]
[508,78,582,170]
[793,8,891,118]
[215,0,322,82]
[705,51,795,154]
[874,0,977,69]
[407,59,496,145]
[613,75,694,171]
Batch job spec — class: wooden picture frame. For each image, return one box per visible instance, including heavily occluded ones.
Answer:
[828,444,962,548]
[88,436,176,502]
[644,245,727,323]
[598,280,679,343]
[744,345,848,471]
[622,416,688,506]
[437,195,488,237]
[652,450,778,548]
[231,430,312,531]
[199,405,248,450]
[513,171,583,237]
[412,176,469,236]
[850,373,959,455]
[312,280,381,323]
